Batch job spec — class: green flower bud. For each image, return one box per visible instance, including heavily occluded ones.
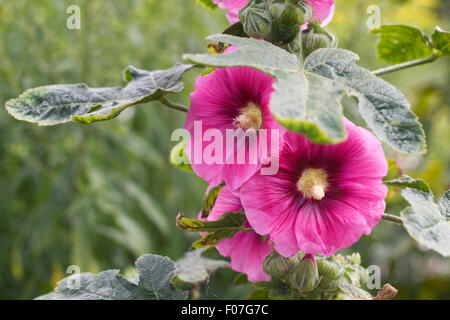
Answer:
[343,264,361,286]
[301,22,337,58]
[268,0,285,19]
[269,0,314,21]
[288,254,320,292]
[271,3,304,45]
[358,266,369,285]
[239,2,272,38]
[263,250,300,278]
[345,253,361,266]
[294,0,315,22]
[317,257,343,281]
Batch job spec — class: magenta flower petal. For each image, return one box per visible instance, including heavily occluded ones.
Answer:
[212,0,248,24]
[217,230,272,282]
[199,185,272,282]
[293,198,375,256]
[241,118,388,257]
[185,67,283,190]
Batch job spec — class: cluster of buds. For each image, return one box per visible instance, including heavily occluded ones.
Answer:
[238,0,336,56]
[263,250,320,293]
[239,0,314,44]
[315,253,371,299]
[263,250,373,298]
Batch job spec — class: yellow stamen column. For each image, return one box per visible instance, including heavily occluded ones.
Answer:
[234,102,262,130]
[297,168,328,200]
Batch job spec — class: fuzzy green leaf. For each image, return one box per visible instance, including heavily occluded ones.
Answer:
[384,175,431,193]
[184,35,425,154]
[36,254,188,300]
[6,64,193,126]
[439,190,450,218]
[304,48,425,154]
[400,188,450,257]
[175,248,229,283]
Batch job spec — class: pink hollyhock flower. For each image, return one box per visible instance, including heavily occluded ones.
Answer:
[199,185,272,282]
[184,66,284,190]
[212,0,335,27]
[241,119,388,257]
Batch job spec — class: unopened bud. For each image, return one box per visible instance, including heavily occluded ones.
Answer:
[345,253,361,266]
[263,250,300,278]
[271,3,304,45]
[269,0,314,21]
[359,266,369,285]
[239,2,272,38]
[317,257,343,281]
[288,254,319,292]
[301,22,337,58]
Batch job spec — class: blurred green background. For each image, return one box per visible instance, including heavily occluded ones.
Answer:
[0,0,448,299]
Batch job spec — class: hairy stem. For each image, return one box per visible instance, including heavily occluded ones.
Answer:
[372,54,439,76]
[159,96,189,113]
[382,213,404,225]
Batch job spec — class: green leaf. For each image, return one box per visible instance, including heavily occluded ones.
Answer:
[247,289,271,300]
[383,175,431,193]
[175,248,229,283]
[304,48,425,154]
[370,25,433,64]
[370,25,450,63]
[431,26,450,56]
[439,190,450,218]
[6,64,193,126]
[36,254,188,300]
[176,210,246,248]
[400,188,450,257]
[135,254,188,299]
[196,0,218,10]
[233,273,249,286]
[201,181,225,219]
[184,35,425,154]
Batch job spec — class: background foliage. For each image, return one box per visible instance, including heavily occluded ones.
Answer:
[0,0,448,299]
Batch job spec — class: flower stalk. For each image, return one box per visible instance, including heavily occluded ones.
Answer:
[382,213,404,225]
[371,54,439,76]
[159,96,189,113]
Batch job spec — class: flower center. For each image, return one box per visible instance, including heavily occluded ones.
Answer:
[234,102,262,130]
[297,168,328,200]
